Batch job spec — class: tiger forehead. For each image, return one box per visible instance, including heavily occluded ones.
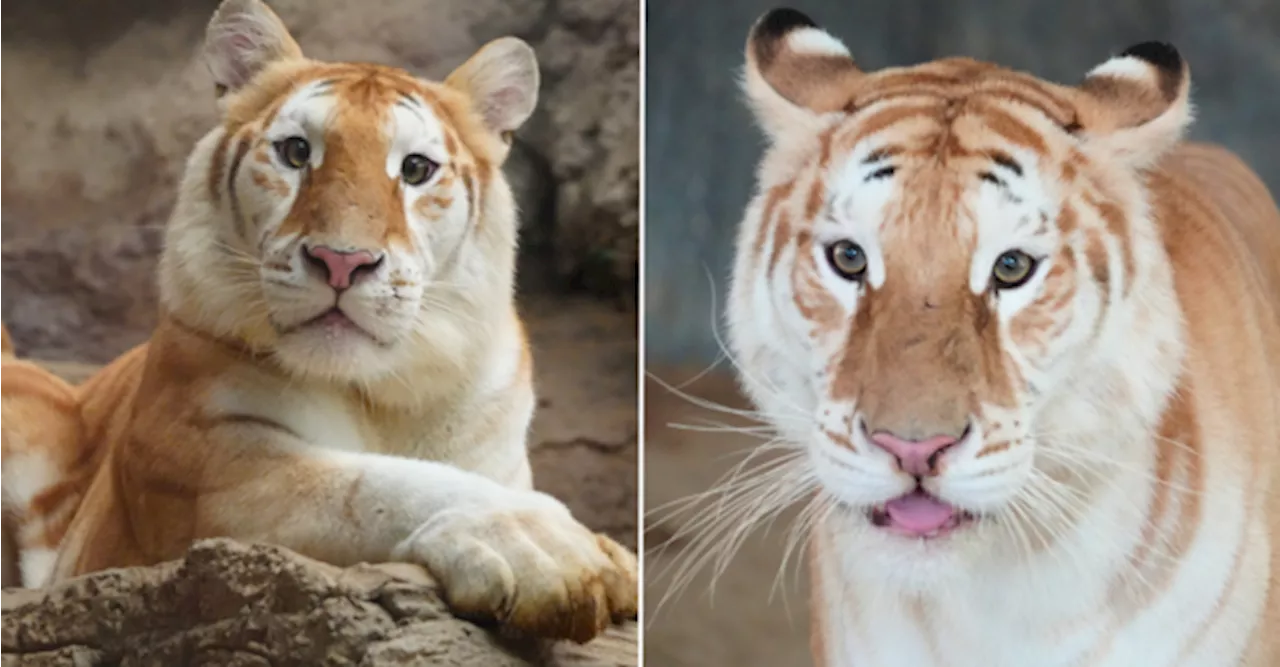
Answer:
[321,67,438,110]
[823,95,1069,172]
[851,57,1077,122]
[223,61,459,135]
[871,169,980,254]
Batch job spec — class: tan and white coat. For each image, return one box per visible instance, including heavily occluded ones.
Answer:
[1,0,636,644]
[726,9,1280,666]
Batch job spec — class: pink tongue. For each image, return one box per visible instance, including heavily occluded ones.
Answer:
[885,493,955,534]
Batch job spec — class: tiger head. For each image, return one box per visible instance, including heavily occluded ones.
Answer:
[727,9,1190,587]
[159,0,537,384]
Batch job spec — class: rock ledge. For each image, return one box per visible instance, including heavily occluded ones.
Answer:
[1,539,636,666]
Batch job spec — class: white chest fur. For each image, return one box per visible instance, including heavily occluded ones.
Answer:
[203,368,531,486]
[816,450,1265,667]
[208,377,368,451]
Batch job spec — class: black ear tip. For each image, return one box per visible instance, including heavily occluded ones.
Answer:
[753,8,818,42]
[1119,41,1182,72]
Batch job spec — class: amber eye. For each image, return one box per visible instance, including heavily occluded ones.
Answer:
[825,240,868,281]
[991,250,1039,289]
[401,154,439,185]
[274,137,311,169]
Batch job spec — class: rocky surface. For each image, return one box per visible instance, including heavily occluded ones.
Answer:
[531,0,641,302]
[1,225,164,365]
[1,539,636,666]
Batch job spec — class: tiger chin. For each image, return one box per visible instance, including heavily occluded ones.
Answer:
[726,8,1280,666]
[0,0,635,645]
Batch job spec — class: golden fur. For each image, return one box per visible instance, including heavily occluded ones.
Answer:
[1,0,635,644]
[723,9,1280,666]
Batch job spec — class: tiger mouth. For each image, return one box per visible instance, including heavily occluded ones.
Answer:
[289,307,377,340]
[867,489,977,539]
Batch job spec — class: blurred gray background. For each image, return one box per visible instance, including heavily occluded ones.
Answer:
[645,0,1280,367]
[642,3,1280,666]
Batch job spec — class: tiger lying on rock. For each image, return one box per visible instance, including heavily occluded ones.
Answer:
[0,0,636,645]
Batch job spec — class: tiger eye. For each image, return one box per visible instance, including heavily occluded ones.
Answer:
[401,154,439,186]
[991,250,1038,289]
[825,240,868,281]
[274,136,311,169]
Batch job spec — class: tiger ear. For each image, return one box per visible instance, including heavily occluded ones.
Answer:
[1073,42,1193,168]
[445,37,541,138]
[203,0,303,97]
[742,8,863,141]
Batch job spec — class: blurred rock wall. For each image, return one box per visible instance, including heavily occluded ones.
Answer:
[1,0,638,362]
[644,0,1280,366]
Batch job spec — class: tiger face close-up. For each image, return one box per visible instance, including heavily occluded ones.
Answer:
[169,1,529,385]
[1,0,636,646]
[726,8,1280,666]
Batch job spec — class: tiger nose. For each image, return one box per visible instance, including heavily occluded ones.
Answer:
[867,428,965,477]
[303,245,384,290]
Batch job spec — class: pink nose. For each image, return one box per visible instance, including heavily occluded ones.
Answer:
[304,245,382,290]
[868,431,960,477]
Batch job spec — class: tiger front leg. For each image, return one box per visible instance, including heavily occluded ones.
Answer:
[193,446,638,644]
[393,495,638,643]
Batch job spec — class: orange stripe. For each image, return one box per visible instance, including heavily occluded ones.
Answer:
[207,130,233,202]
[459,164,478,229]
[821,428,857,452]
[753,180,796,264]
[974,440,1011,458]
[968,100,1049,155]
[804,174,826,221]
[767,211,795,278]
[226,131,254,239]
[844,102,939,148]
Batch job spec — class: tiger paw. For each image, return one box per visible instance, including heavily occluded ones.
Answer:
[393,499,638,643]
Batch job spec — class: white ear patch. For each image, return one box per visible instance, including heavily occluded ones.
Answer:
[787,28,851,58]
[1086,56,1159,86]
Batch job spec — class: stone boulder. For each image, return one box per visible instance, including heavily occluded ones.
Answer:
[1,539,636,666]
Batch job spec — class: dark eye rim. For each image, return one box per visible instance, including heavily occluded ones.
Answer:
[273,136,311,169]
[823,240,869,282]
[401,153,440,185]
[990,250,1041,290]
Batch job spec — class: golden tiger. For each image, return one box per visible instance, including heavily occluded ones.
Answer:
[724,9,1280,666]
[0,0,636,644]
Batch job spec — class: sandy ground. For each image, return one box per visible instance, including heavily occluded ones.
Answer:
[643,368,811,666]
